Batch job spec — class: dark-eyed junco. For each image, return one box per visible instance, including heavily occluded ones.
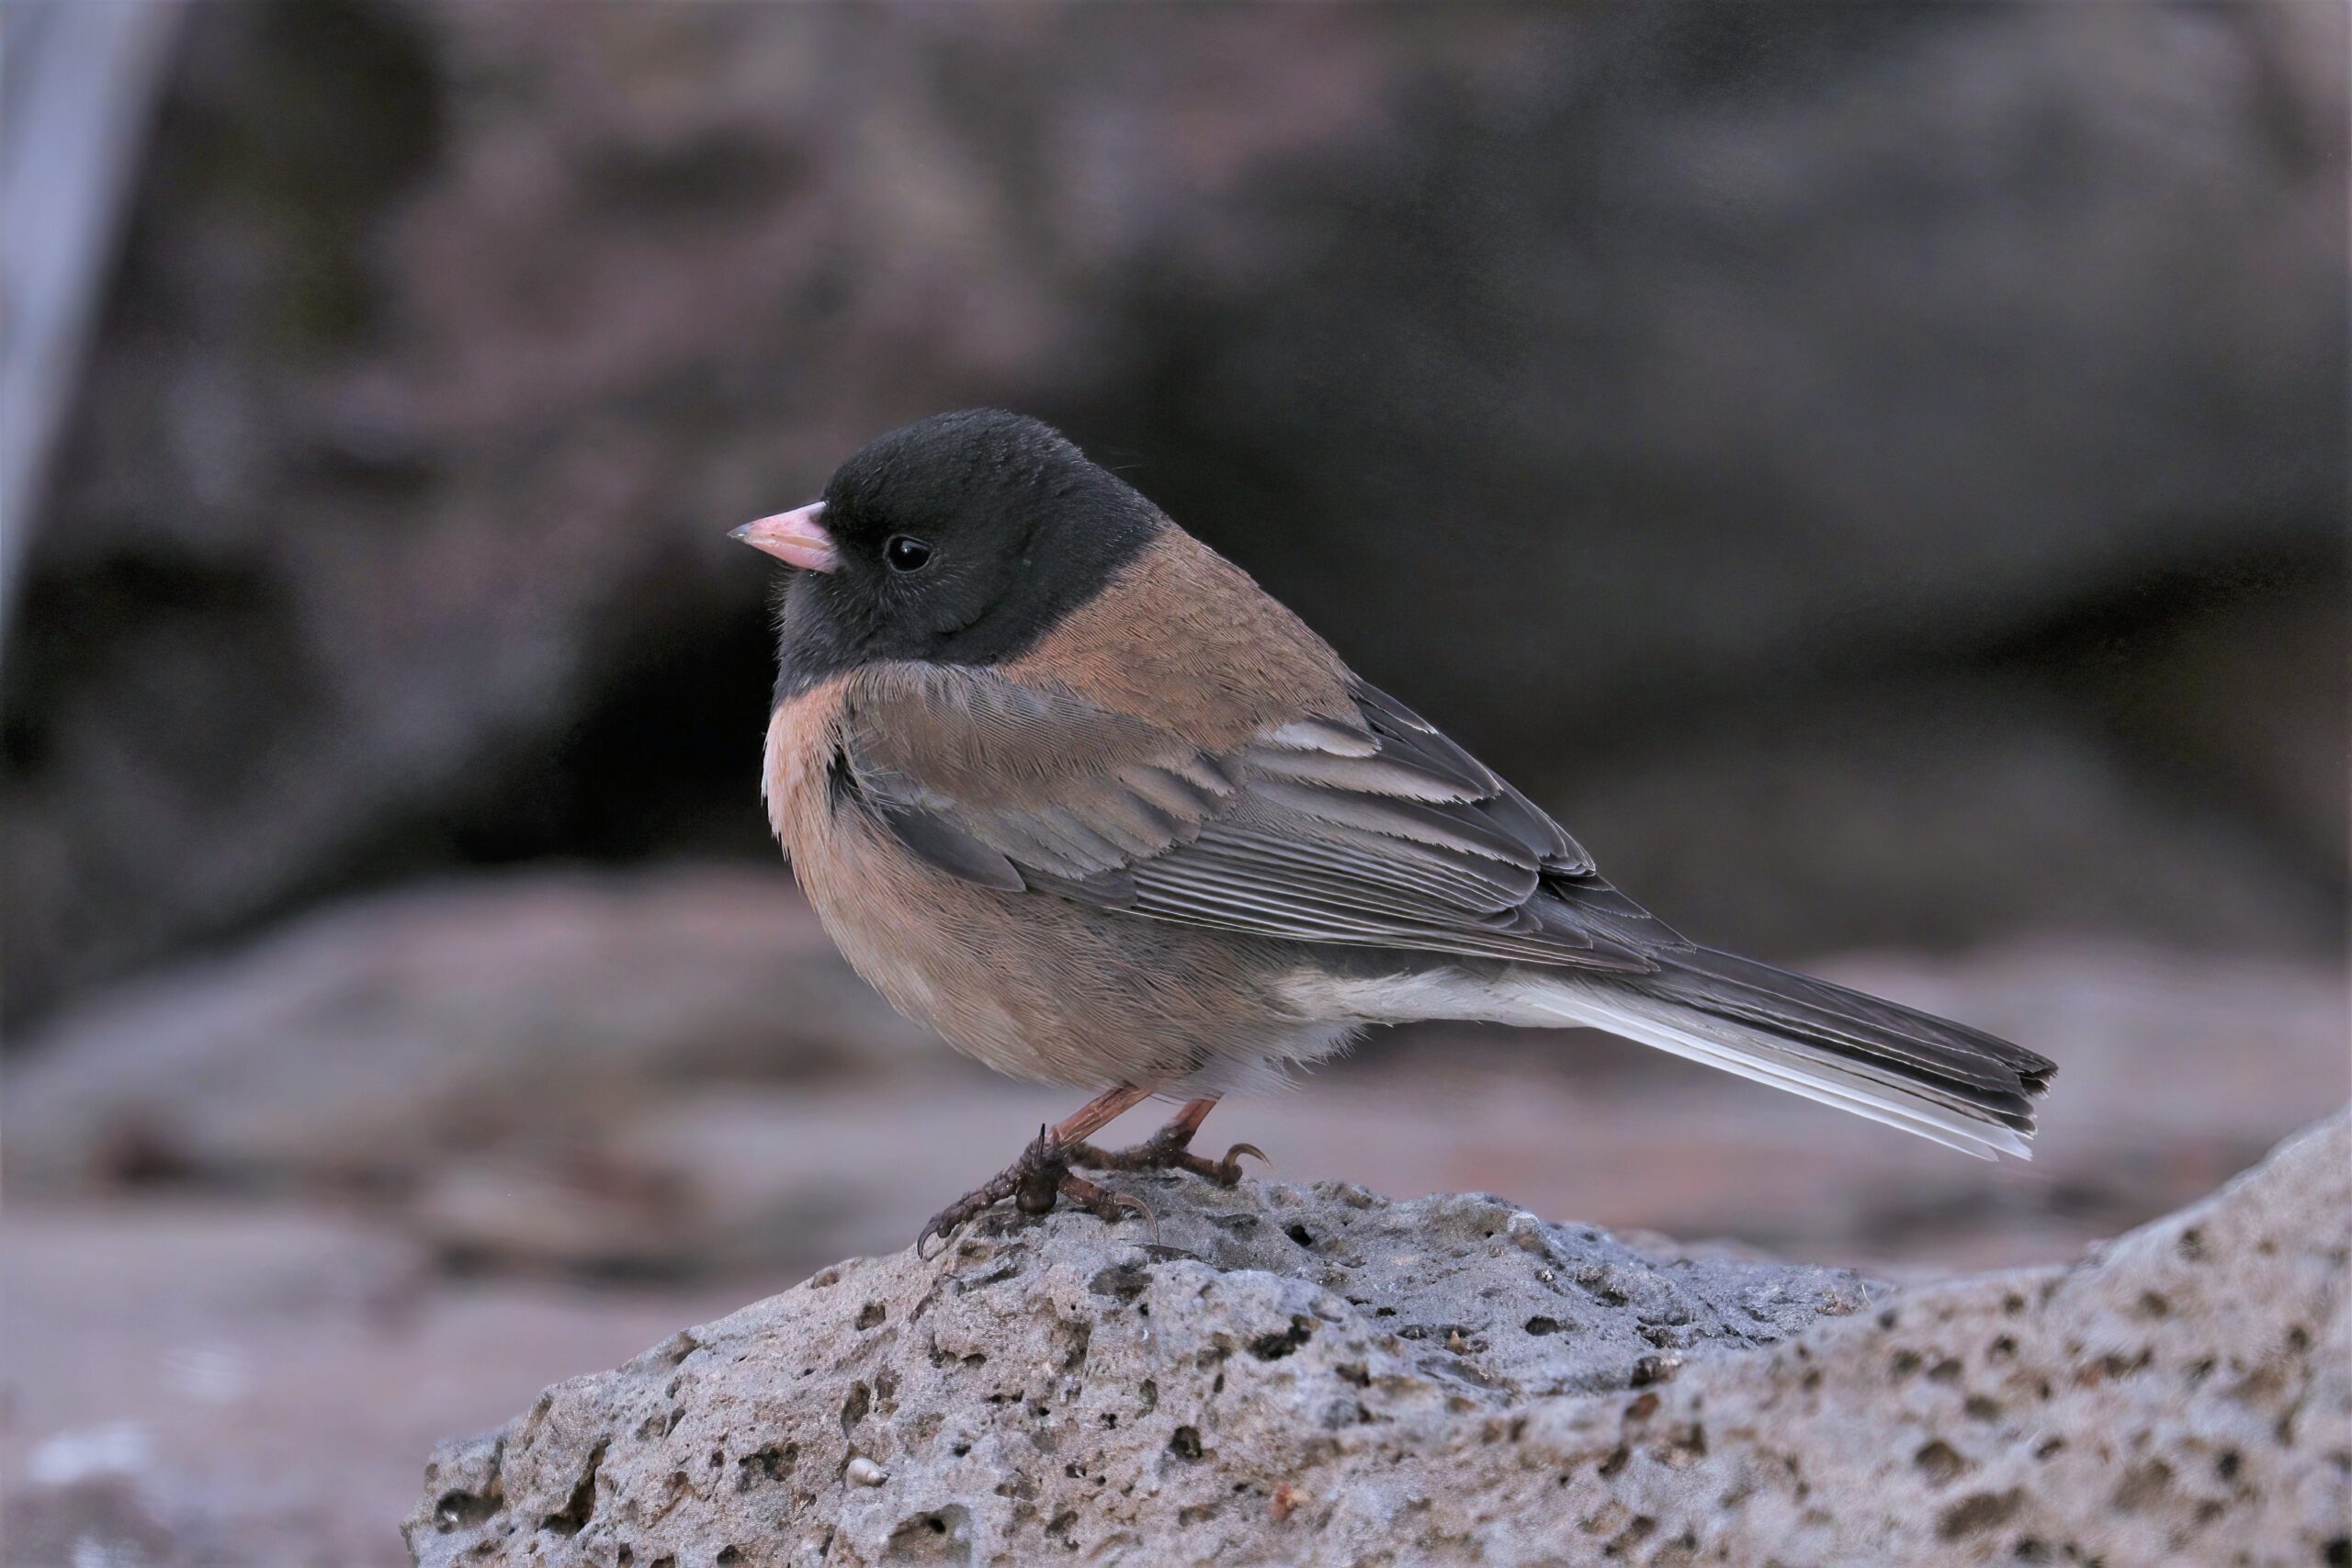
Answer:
[735,411,2054,1252]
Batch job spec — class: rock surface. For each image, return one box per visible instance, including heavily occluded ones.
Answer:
[2,865,932,1196]
[406,1112,2349,1567]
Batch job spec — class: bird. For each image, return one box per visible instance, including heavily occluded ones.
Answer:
[733,410,2056,1254]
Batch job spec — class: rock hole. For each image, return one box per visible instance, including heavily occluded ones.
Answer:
[539,1439,606,1536]
[1926,1357,1963,1383]
[1936,1489,2021,1540]
[2324,1538,2349,1566]
[1248,1315,1316,1361]
[1913,1440,1967,1484]
[884,1503,972,1565]
[1285,1223,1316,1247]
[1089,1263,1150,1303]
[433,1489,500,1530]
[2216,1449,2241,1481]
[856,1302,886,1330]
[735,1443,796,1491]
[1602,1515,1656,1556]
[716,1551,742,1566]
[842,1382,873,1433]
[1525,1316,1562,1336]
[1169,1427,1204,1461]
[1964,1395,2003,1422]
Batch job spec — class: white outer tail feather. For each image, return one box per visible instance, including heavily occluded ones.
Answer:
[1277,966,2034,1162]
[1503,981,2031,1162]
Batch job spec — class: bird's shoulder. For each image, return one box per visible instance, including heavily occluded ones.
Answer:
[998,526,1356,752]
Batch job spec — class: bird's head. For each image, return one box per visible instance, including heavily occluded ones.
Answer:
[736,410,1162,695]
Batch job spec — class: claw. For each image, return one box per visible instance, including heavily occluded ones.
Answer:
[915,1129,1065,1258]
[1223,1142,1270,1171]
[1102,1188,1159,1246]
[914,1205,971,1260]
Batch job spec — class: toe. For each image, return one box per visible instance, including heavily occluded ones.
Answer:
[1099,1188,1160,1246]
[1207,1143,1269,1184]
[914,1211,961,1258]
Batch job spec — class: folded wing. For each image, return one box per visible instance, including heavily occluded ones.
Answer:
[836,663,1680,972]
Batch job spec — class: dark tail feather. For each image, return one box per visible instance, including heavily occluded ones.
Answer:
[1508,944,2054,1159]
[1642,945,2055,1146]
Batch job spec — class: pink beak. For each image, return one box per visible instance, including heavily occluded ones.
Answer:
[730,502,838,572]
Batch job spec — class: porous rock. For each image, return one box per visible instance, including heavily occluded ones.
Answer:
[404,1111,2349,1566]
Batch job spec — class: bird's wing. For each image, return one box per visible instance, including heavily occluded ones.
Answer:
[834,661,1682,972]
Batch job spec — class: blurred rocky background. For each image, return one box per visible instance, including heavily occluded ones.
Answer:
[2,4,2345,1563]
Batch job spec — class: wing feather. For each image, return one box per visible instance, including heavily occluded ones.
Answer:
[832,662,1670,973]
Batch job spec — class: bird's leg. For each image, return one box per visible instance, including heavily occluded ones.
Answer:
[1064,1096,1268,1187]
[916,1086,1155,1257]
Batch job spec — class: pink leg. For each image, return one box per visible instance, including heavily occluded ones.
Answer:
[1065,1095,1269,1186]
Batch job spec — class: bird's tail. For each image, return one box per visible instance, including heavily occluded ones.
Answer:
[1507,946,2056,1160]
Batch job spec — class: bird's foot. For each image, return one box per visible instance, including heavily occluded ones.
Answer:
[1066,1116,1269,1188]
[916,1125,1154,1258]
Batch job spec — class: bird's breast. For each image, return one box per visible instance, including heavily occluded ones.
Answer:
[762,677,846,854]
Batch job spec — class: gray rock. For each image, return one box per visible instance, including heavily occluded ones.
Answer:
[1,865,936,1194]
[403,1111,2350,1566]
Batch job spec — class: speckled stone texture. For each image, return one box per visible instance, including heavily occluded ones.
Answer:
[406,1112,2348,1567]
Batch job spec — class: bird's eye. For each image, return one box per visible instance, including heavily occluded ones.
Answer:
[884,535,932,572]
